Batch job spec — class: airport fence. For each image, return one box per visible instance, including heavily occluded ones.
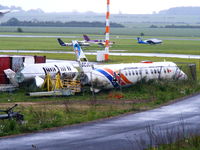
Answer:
[176,62,197,81]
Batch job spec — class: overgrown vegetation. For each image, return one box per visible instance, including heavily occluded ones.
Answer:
[0,33,200,146]
[1,36,200,55]
[148,135,200,150]
[143,121,200,150]
[0,79,200,137]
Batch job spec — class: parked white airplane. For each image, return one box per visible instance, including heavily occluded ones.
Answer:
[72,40,187,92]
[57,38,90,47]
[4,62,78,87]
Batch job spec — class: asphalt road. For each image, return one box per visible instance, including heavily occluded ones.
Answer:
[1,93,200,150]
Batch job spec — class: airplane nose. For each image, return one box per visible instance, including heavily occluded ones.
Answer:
[178,71,188,80]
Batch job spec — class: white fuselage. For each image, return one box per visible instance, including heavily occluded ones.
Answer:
[83,61,187,89]
[15,62,78,83]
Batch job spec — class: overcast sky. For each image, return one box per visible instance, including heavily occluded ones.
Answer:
[1,0,200,14]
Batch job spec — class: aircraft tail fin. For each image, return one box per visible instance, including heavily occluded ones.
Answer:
[137,37,142,42]
[72,41,93,74]
[72,40,88,62]
[4,69,19,86]
[83,34,90,41]
[57,38,67,46]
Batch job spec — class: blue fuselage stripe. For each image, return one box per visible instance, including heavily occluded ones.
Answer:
[96,69,119,88]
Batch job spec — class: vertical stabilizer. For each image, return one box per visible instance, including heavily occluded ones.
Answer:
[137,37,142,42]
[57,38,67,46]
[72,40,88,62]
[72,41,93,74]
[83,35,90,41]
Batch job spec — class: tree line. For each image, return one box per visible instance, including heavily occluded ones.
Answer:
[1,18,124,28]
[149,24,200,29]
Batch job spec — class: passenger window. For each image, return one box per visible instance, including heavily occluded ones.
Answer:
[154,69,157,74]
[151,69,153,74]
[135,70,138,75]
[145,69,148,74]
[132,70,135,75]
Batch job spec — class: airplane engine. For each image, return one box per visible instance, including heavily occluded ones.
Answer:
[15,72,25,83]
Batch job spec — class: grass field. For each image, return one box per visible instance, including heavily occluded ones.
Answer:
[0,36,200,55]
[0,32,200,138]
[1,26,200,37]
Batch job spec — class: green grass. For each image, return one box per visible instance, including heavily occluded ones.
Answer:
[1,79,200,137]
[148,136,200,150]
[0,36,200,55]
[0,33,200,137]
[1,26,200,37]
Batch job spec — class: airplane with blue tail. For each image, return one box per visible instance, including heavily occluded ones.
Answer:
[137,37,163,45]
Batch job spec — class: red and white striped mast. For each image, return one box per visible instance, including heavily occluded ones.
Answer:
[104,0,110,60]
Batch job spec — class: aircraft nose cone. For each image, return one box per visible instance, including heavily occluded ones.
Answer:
[179,71,188,80]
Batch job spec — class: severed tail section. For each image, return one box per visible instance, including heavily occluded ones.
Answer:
[72,40,93,84]
[72,40,88,62]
